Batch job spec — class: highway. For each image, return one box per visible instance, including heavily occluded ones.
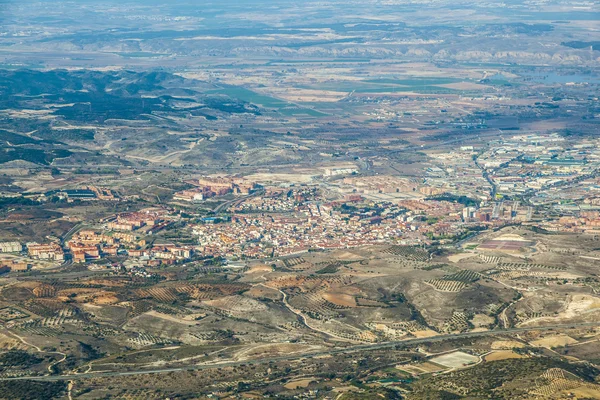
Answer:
[2,322,598,382]
[212,190,265,214]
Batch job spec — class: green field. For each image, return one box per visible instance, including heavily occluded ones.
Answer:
[298,77,486,95]
[208,87,289,108]
[279,107,328,117]
[208,87,328,117]
[268,58,371,65]
[112,52,169,58]
[364,77,461,86]
[354,86,460,94]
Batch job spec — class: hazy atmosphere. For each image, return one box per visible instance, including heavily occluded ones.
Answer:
[0,0,598,399]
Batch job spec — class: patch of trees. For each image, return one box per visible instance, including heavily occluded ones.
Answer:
[0,350,42,369]
[426,193,479,207]
[0,381,66,400]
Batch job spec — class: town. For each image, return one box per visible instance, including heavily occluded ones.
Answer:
[1,0,599,396]
[2,132,599,273]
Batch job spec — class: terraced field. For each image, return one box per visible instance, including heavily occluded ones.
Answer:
[425,280,468,293]
[383,246,430,261]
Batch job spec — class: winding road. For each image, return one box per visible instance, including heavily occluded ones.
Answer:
[2,322,599,382]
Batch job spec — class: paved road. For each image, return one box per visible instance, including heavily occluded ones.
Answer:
[402,129,502,153]
[61,222,84,245]
[473,156,496,198]
[212,190,265,214]
[3,322,599,382]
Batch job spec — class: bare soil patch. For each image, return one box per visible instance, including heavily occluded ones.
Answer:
[484,350,525,361]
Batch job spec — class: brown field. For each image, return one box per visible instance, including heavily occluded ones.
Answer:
[57,288,120,305]
[245,264,273,274]
[564,386,600,399]
[412,329,439,338]
[530,335,578,349]
[330,250,365,262]
[491,340,526,350]
[398,361,446,375]
[484,350,526,361]
[245,285,282,301]
[322,292,357,307]
[283,378,317,389]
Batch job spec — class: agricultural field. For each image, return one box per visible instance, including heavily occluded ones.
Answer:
[0,0,599,396]
[1,216,600,397]
[429,351,479,369]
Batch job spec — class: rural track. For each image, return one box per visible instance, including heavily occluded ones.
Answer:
[269,284,362,344]
[2,329,68,373]
[2,322,600,382]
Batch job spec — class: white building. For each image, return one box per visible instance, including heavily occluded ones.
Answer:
[0,242,22,253]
